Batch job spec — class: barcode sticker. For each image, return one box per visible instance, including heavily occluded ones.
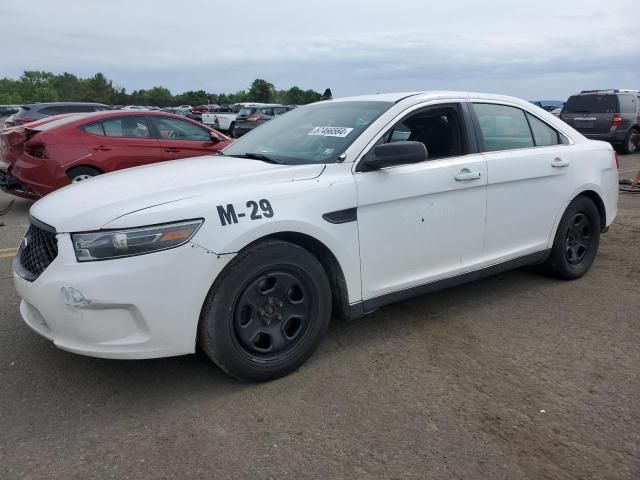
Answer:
[308,126,354,138]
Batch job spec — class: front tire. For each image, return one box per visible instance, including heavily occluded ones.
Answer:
[198,240,332,382]
[543,196,600,280]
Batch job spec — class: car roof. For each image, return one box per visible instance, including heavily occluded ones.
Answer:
[25,102,109,107]
[22,110,214,131]
[324,91,538,109]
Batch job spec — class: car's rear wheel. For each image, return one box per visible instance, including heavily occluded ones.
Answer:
[622,128,639,154]
[198,240,331,382]
[543,196,600,280]
[67,166,102,183]
[229,122,236,138]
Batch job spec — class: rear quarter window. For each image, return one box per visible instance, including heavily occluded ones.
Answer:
[618,95,637,114]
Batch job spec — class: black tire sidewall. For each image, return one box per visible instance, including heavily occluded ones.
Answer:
[67,166,101,182]
[199,241,331,381]
[547,196,601,279]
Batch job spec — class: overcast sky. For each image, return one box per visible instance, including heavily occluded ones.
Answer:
[1,0,637,101]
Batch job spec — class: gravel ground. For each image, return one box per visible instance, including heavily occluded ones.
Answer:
[0,154,638,480]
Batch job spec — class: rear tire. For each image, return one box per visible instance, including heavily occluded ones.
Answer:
[229,122,236,138]
[198,240,332,382]
[543,196,600,280]
[621,129,639,155]
[67,166,102,183]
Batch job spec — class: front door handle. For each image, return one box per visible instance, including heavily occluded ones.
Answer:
[455,169,482,181]
[551,157,570,168]
[92,146,111,151]
[164,148,180,153]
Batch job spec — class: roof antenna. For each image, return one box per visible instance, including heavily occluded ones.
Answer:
[320,88,333,101]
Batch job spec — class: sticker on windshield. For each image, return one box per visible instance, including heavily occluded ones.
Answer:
[308,126,354,138]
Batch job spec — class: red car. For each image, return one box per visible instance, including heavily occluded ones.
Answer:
[0,111,232,199]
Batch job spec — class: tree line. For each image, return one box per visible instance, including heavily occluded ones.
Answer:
[0,71,323,106]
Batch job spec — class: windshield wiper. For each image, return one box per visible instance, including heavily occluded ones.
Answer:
[238,152,286,164]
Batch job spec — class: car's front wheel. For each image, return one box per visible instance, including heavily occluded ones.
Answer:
[198,240,332,382]
[543,196,601,280]
[67,166,102,183]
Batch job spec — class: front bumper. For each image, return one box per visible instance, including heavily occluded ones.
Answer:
[14,233,234,359]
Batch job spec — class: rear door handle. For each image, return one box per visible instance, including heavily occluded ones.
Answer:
[164,148,180,153]
[92,146,111,151]
[455,169,482,181]
[551,157,570,168]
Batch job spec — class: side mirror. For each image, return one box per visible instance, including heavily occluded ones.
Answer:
[358,141,428,172]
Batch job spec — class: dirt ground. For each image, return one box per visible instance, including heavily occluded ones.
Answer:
[0,154,638,480]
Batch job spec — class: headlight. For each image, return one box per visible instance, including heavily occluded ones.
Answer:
[72,220,203,262]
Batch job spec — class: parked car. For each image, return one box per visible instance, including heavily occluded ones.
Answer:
[232,104,294,138]
[201,102,266,134]
[11,91,618,382]
[0,105,19,116]
[560,89,640,154]
[530,100,564,112]
[0,110,232,198]
[3,102,112,128]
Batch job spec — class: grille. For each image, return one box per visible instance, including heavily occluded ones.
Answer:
[19,223,58,279]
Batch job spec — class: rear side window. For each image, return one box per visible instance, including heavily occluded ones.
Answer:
[525,113,560,146]
[83,116,151,138]
[39,106,63,116]
[473,103,534,152]
[259,108,274,116]
[618,95,636,114]
[273,107,289,116]
[563,95,618,114]
[238,108,255,116]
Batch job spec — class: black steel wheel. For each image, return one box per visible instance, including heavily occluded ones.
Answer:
[544,196,600,280]
[198,240,331,382]
[233,269,314,359]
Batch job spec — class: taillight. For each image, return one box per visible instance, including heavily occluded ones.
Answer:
[612,114,623,127]
[246,115,264,122]
[16,117,37,124]
[25,143,48,159]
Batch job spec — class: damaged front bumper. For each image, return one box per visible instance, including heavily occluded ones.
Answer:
[14,233,236,359]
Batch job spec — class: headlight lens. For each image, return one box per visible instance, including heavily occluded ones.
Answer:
[72,220,203,262]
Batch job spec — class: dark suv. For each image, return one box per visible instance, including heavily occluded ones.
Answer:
[4,102,112,128]
[232,104,294,138]
[560,90,640,154]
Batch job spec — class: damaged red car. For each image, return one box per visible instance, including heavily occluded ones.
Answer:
[0,111,232,199]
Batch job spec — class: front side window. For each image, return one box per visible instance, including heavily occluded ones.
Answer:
[375,106,465,159]
[223,101,393,164]
[473,103,534,152]
[152,117,210,141]
[273,107,289,116]
[526,113,560,147]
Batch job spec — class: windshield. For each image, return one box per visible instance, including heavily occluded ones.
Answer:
[223,100,393,164]
[563,95,619,114]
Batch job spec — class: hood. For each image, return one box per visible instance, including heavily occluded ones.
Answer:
[30,155,325,232]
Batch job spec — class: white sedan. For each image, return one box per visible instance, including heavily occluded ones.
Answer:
[13,91,619,381]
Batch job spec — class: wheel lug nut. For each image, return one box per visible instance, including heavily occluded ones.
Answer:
[278,302,283,308]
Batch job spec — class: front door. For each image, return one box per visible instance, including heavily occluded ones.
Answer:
[149,116,217,160]
[355,103,488,301]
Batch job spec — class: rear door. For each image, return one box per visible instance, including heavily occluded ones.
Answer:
[471,102,573,261]
[148,115,217,160]
[561,94,618,134]
[79,115,163,170]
